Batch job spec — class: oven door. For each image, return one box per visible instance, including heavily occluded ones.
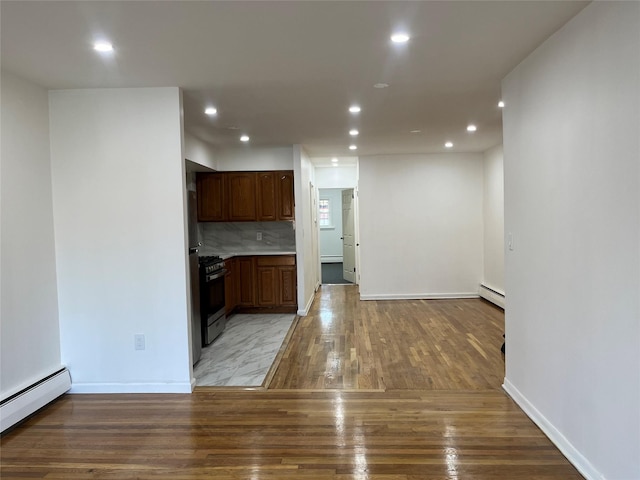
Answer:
[201,269,227,345]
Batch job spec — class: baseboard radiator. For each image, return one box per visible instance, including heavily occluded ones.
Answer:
[320,255,343,263]
[478,284,505,308]
[1,368,71,432]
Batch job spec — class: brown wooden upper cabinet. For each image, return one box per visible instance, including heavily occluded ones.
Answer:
[197,170,294,222]
[227,172,257,221]
[277,171,295,221]
[256,172,277,221]
[196,173,226,222]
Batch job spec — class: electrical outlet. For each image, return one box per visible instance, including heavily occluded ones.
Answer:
[256,232,263,241]
[134,334,145,351]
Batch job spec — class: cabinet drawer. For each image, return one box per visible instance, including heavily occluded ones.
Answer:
[255,255,295,267]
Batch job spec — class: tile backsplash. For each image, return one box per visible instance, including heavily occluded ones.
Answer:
[199,221,296,254]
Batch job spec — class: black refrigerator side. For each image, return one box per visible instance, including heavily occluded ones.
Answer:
[188,190,202,365]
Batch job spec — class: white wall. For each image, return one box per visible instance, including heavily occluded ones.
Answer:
[184,132,217,171]
[502,3,639,479]
[293,145,317,315]
[216,146,293,171]
[314,164,358,188]
[482,144,504,294]
[319,188,344,262]
[0,71,63,400]
[49,88,192,393]
[359,153,484,299]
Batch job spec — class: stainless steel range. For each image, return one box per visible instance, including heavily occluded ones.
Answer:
[199,255,227,345]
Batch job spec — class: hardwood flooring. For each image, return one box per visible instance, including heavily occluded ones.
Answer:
[269,285,506,390]
[1,285,584,479]
[1,390,583,479]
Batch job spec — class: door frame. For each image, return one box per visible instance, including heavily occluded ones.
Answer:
[341,188,356,284]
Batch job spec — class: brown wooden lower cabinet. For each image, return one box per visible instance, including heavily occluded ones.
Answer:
[236,256,255,307]
[278,266,297,306]
[228,255,297,314]
[224,258,237,315]
[256,265,278,307]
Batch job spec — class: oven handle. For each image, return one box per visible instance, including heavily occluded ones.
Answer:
[205,269,227,282]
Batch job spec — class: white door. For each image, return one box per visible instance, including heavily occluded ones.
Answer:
[342,189,356,283]
[310,182,320,289]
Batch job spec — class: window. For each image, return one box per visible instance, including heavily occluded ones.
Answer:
[319,198,332,228]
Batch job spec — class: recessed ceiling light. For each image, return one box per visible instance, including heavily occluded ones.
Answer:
[240,135,250,142]
[374,83,389,89]
[467,124,477,132]
[391,33,410,43]
[410,130,421,134]
[445,142,454,148]
[498,101,505,108]
[204,107,217,116]
[349,105,361,114]
[349,145,357,151]
[349,129,359,136]
[93,41,113,53]
[331,157,339,163]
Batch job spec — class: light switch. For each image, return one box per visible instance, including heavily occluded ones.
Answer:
[134,334,145,350]
[508,233,514,251]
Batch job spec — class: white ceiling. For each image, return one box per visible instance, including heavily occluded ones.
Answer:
[1,1,588,158]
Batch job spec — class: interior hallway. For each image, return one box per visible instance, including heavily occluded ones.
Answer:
[321,262,352,285]
[0,286,584,479]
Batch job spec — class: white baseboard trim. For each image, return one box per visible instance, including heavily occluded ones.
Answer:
[321,255,343,263]
[502,378,604,480]
[69,382,193,394]
[360,292,479,301]
[478,284,505,308]
[1,368,71,432]
[297,292,315,316]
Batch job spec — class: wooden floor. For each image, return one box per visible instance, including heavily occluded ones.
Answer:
[1,285,584,479]
[269,285,505,390]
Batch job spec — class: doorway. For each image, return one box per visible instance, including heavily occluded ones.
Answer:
[318,188,355,285]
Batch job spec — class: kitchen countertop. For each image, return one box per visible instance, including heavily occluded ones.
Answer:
[220,251,296,259]
[199,250,296,259]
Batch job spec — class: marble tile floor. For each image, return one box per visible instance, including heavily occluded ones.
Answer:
[194,313,296,387]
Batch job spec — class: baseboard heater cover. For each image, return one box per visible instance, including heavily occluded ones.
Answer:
[0,368,71,432]
[321,255,343,263]
[478,284,505,308]
[360,293,479,301]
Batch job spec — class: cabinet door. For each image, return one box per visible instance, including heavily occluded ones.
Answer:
[236,257,255,306]
[227,173,257,221]
[277,171,295,220]
[256,172,277,221]
[256,266,278,307]
[278,266,297,306]
[224,258,236,315]
[196,173,226,221]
